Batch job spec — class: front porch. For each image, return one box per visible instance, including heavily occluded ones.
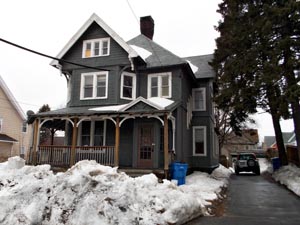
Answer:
[27,99,177,176]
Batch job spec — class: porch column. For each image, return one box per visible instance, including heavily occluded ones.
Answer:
[32,119,40,165]
[164,114,169,178]
[70,118,78,167]
[114,117,120,167]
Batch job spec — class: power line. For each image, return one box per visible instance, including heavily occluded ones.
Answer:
[0,37,109,72]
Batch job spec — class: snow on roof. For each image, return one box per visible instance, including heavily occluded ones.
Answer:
[89,104,128,112]
[0,157,231,224]
[129,44,152,61]
[186,60,199,74]
[89,97,174,112]
[148,97,174,109]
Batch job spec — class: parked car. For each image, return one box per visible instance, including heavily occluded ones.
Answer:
[234,153,260,175]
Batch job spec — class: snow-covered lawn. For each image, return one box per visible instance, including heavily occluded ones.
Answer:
[273,164,300,197]
[0,157,231,225]
[258,157,300,197]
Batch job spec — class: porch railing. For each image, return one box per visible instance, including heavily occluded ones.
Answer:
[27,145,115,167]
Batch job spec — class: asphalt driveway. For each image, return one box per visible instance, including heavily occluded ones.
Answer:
[187,173,300,225]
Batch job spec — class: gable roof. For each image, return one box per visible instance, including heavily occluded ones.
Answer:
[264,132,296,148]
[0,75,26,120]
[0,133,18,143]
[50,13,139,67]
[127,34,186,68]
[183,54,215,79]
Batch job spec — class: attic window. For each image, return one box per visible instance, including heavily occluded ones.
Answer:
[82,38,110,58]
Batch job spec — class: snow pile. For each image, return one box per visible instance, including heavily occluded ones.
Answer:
[0,157,231,225]
[273,164,300,197]
[258,158,273,173]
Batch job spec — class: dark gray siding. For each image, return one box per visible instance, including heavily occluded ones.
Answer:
[61,22,131,71]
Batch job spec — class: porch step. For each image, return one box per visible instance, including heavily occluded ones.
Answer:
[118,168,165,179]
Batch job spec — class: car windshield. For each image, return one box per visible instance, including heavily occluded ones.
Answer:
[239,154,255,160]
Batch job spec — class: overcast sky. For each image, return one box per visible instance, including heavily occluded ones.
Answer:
[0,0,294,139]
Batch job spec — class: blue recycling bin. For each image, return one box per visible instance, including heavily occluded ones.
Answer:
[169,162,188,185]
[272,157,281,171]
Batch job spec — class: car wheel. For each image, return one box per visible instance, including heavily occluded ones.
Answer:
[247,159,256,167]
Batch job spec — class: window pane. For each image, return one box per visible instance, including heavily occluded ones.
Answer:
[81,121,91,146]
[94,121,104,146]
[84,76,93,98]
[161,76,169,86]
[123,87,132,98]
[94,42,100,56]
[161,87,169,96]
[85,43,91,57]
[151,77,158,87]
[194,90,204,110]
[123,75,133,87]
[195,128,204,154]
[151,87,158,97]
[102,40,108,55]
[96,75,106,97]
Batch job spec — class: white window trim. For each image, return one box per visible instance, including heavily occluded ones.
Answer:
[82,38,110,58]
[120,72,136,100]
[20,146,26,155]
[192,88,206,111]
[80,72,109,100]
[147,72,172,98]
[192,126,207,156]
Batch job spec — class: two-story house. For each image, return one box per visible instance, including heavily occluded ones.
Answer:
[27,14,219,174]
[0,75,31,161]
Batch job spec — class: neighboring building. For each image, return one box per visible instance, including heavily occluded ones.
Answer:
[0,75,32,161]
[28,14,218,173]
[263,131,296,150]
[222,129,259,157]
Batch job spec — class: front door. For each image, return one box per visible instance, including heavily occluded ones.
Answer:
[137,124,154,168]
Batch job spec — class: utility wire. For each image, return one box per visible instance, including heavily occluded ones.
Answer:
[0,37,109,71]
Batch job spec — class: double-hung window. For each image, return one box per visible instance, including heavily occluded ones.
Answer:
[80,72,108,100]
[82,38,110,58]
[22,121,27,133]
[148,72,172,98]
[193,126,207,156]
[120,72,136,100]
[192,88,206,111]
[80,120,106,146]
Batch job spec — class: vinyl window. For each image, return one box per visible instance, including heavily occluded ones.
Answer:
[193,126,207,156]
[82,38,110,58]
[121,72,136,100]
[148,72,172,98]
[192,88,206,111]
[80,72,108,100]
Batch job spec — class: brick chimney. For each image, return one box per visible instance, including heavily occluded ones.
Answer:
[140,16,154,40]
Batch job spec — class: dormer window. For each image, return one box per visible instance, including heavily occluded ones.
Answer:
[82,38,110,58]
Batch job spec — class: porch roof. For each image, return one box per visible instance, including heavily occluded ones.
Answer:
[28,100,180,124]
[0,134,18,143]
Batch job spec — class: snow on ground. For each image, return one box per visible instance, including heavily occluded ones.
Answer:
[0,157,231,225]
[258,157,300,197]
[273,164,300,197]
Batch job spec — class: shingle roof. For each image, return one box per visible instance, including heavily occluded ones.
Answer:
[264,136,276,148]
[127,34,186,68]
[0,134,18,143]
[183,54,215,79]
